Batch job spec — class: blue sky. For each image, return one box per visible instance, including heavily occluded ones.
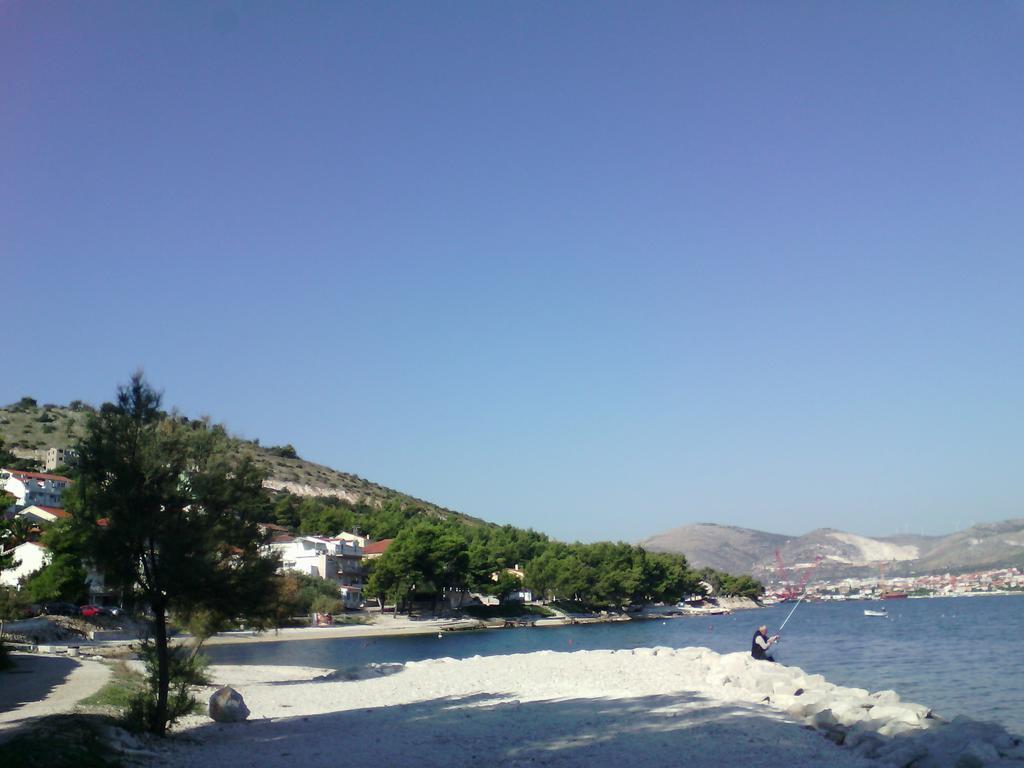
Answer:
[3,2,1022,542]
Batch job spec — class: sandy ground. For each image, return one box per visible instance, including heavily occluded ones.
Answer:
[202,614,483,645]
[0,653,111,738]
[157,649,877,768]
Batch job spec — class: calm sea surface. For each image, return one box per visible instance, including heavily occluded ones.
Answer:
[204,595,1024,735]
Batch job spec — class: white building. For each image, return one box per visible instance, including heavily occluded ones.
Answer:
[45,447,78,472]
[1,469,72,509]
[0,541,48,587]
[270,534,366,609]
[0,540,111,601]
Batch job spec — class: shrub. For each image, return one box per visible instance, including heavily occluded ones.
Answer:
[310,595,343,615]
[123,642,209,733]
[267,444,299,459]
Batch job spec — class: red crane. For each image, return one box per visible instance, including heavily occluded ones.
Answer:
[775,549,795,600]
[798,555,823,594]
[774,550,822,600]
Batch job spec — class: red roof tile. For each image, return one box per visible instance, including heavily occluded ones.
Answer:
[34,506,69,518]
[4,470,72,483]
[362,538,394,555]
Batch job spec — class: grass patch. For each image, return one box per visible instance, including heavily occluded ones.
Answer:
[462,604,554,620]
[0,715,123,768]
[79,662,146,711]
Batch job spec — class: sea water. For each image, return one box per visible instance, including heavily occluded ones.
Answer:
[203,594,1024,735]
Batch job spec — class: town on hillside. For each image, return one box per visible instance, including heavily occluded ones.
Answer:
[0,456,401,616]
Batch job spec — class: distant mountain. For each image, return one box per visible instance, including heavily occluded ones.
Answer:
[639,519,1024,581]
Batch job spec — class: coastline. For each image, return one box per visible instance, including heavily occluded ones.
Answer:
[155,647,1023,768]
[202,597,764,647]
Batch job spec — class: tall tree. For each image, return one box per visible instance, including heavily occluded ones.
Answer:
[364,518,469,613]
[65,373,280,735]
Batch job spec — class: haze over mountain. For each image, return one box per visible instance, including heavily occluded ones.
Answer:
[640,520,1024,582]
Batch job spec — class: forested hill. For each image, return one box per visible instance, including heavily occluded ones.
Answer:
[2,395,764,602]
[0,397,479,528]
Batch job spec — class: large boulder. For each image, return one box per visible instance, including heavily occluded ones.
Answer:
[209,686,250,723]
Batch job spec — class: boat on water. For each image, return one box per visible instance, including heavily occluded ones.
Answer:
[882,591,908,600]
[864,608,888,617]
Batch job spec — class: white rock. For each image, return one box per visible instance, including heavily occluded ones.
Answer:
[876,719,919,738]
[811,708,839,729]
[828,700,871,727]
[870,703,928,726]
[869,689,901,704]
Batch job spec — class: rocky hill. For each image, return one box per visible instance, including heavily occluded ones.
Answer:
[0,398,479,524]
[640,519,1024,581]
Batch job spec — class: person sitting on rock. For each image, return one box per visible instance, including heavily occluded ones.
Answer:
[751,624,779,661]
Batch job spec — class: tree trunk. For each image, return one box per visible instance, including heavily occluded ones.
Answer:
[153,602,170,736]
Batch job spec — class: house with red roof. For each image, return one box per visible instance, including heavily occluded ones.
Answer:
[362,538,394,559]
[267,532,381,609]
[1,468,72,509]
[15,505,71,525]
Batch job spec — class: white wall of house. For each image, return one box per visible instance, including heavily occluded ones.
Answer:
[270,534,367,608]
[45,447,78,472]
[0,470,71,508]
[0,542,49,587]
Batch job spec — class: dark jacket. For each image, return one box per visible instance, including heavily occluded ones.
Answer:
[751,630,770,660]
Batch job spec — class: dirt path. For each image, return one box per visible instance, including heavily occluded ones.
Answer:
[0,653,111,737]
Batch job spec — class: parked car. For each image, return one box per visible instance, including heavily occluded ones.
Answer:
[80,604,105,618]
[41,602,78,616]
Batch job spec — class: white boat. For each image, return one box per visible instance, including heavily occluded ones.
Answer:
[864,609,888,617]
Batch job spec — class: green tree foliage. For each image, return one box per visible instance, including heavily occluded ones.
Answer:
[64,373,280,735]
[0,436,17,468]
[365,518,469,612]
[21,521,90,604]
[267,444,298,459]
[297,497,355,536]
[698,567,764,599]
[363,498,416,539]
[273,571,344,620]
[524,543,704,607]
[489,570,524,602]
[0,437,36,473]
[125,643,209,733]
[0,509,21,572]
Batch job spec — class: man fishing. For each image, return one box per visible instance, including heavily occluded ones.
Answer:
[751,624,779,661]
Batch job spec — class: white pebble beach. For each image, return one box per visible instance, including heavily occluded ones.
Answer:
[154,647,1024,768]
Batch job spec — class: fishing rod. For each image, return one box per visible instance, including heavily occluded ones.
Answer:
[775,555,823,639]
[777,591,808,635]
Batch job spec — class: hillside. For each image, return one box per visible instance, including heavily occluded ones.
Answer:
[0,398,480,525]
[640,519,1024,581]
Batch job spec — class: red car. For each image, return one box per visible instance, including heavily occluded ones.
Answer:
[80,605,104,618]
